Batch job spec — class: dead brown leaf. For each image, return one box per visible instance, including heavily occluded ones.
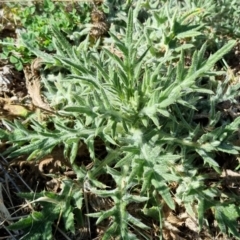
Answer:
[23,58,53,113]
[3,104,29,117]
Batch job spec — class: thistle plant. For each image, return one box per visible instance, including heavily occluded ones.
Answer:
[1,0,240,239]
[8,180,83,240]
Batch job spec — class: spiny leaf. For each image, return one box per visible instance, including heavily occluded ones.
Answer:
[126,8,134,47]
[152,176,175,210]
[51,25,74,58]
[184,40,236,84]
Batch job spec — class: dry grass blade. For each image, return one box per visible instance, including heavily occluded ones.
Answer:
[0,183,11,224]
[0,182,19,239]
[0,155,32,193]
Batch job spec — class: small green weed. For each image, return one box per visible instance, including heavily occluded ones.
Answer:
[8,180,83,240]
[0,0,91,70]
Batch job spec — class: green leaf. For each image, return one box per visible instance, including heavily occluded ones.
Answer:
[123,194,148,203]
[196,149,220,171]
[69,141,79,164]
[8,215,33,230]
[96,207,116,225]
[177,30,202,39]
[126,8,133,47]
[142,206,161,221]
[152,175,175,210]
[102,222,119,240]
[197,198,204,230]
[115,153,135,168]
[214,204,240,238]
[9,55,19,64]
[104,48,126,74]
[127,213,150,229]
[62,204,75,233]
[21,34,55,63]
[141,166,152,194]
[57,58,90,75]
[63,106,97,116]
[8,212,53,240]
[51,25,73,58]
[108,32,128,56]
[184,40,236,84]
[72,190,83,209]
